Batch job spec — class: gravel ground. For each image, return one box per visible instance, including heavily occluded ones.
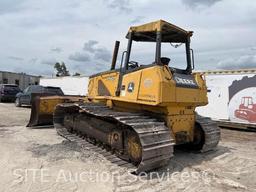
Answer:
[0,102,255,192]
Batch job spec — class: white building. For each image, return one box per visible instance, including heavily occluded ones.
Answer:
[40,76,89,96]
[196,69,256,125]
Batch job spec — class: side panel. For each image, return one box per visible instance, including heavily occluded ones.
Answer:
[120,70,142,100]
[120,67,162,103]
[88,71,120,97]
[138,67,165,102]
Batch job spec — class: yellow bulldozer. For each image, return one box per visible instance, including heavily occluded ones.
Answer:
[28,20,220,173]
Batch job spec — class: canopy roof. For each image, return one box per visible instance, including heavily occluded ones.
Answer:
[126,20,193,43]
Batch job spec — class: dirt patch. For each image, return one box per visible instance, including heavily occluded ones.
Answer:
[0,128,9,132]
[0,103,30,126]
[0,127,16,137]
[221,128,256,143]
[26,140,105,163]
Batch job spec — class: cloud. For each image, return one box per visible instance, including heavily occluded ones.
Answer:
[29,58,38,64]
[83,40,112,62]
[7,56,24,61]
[68,52,91,62]
[50,47,62,53]
[0,0,256,76]
[251,47,256,51]
[94,64,105,71]
[217,55,256,70]
[41,58,57,65]
[94,48,111,62]
[107,0,132,13]
[68,40,111,68]
[30,58,38,62]
[130,16,145,24]
[83,40,98,53]
[72,63,97,76]
[182,0,222,8]
[0,0,26,14]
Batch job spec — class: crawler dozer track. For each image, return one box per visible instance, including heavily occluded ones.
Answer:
[53,102,220,173]
[196,115,220,152]
[53,102,175,173]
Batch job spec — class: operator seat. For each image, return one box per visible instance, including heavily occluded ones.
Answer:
[160,57,171,65]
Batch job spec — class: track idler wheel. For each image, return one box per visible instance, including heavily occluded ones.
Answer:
[127,131,142,165]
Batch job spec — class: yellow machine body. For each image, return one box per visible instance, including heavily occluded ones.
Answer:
[88,65,208,144]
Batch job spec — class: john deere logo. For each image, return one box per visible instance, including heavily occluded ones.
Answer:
[174,76,196,86]
[127,82,135,92]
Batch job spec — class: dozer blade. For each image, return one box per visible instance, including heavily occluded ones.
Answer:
[27,93,85,127]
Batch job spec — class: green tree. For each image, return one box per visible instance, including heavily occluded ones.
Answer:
[54,62,70,77]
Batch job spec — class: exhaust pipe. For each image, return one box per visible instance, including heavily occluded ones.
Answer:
[111,41,120,70]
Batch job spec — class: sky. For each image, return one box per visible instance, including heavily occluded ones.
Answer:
[0,0,256,76]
